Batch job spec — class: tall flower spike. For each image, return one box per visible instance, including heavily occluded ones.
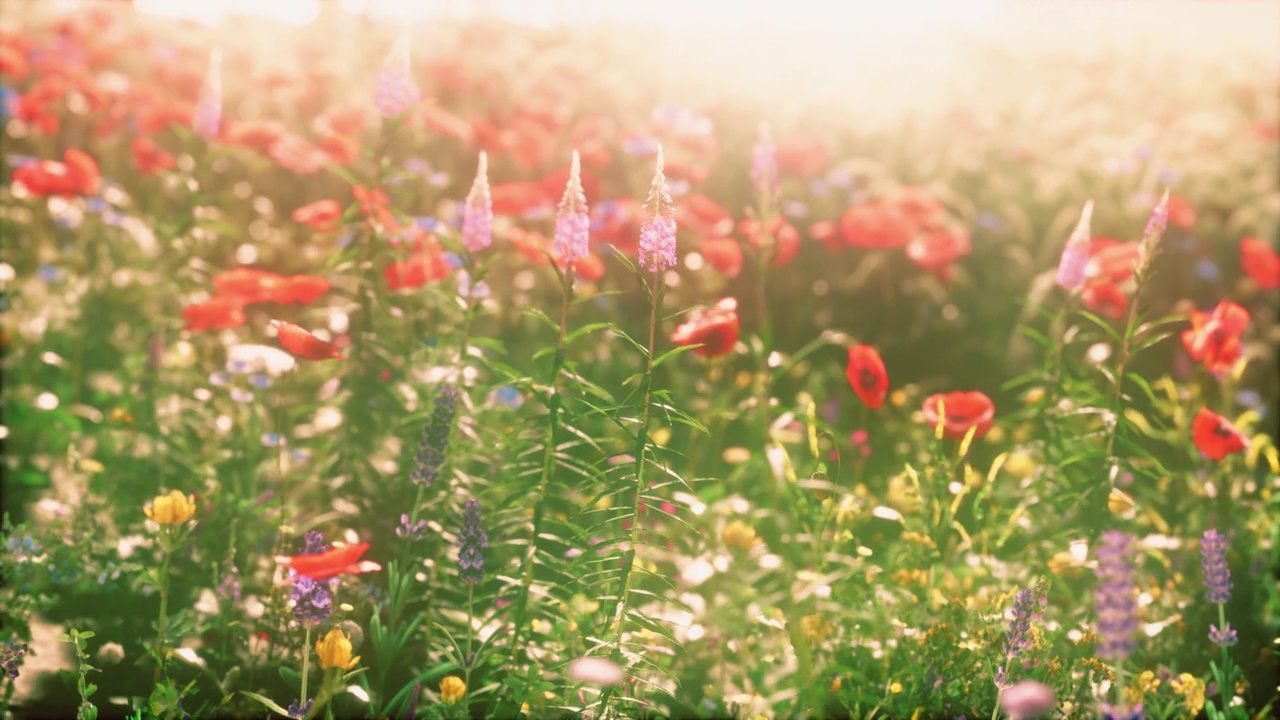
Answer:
[638,145,677,272]
[411,386,459,487]
[750,121,778,200]
[1055,199,1093,291]
[554,151,590,263]
[193,48,222,140]
[1093,530,1138,662]
[1138,189,1169,272]
[457,499,488,586]
[1200,529,1231,604]
[996,588,1037,687]
[375,33,420,118]
[462,152,493,252]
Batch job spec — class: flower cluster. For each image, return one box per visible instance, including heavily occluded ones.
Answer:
[1094,530,1138,662]
[2,639,28,680]
[411,385,460,486]
[457,499,488,586]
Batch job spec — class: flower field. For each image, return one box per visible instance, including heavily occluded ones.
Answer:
[1,2,1279,719]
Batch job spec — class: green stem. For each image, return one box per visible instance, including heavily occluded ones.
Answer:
[301,625,313,707]
[154,535,172,682]
[464,586,475,701]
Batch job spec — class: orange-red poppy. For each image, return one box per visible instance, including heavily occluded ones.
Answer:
[271,319,344,361]
[922,391,995,440]
[1082,281,1128,320]
[1240,237,1280,290]
[676,194,734,238]
[671,298,739,358]
[838,202,914,249]
[1181,300,1249,375]
[700,236,743,278]
[292,199,343,233]
[738,216,800,269]
[131,137,174,176]
[1191,408,1249,460]
[906,227,971,281]
[845,345,888,409]
[181,296,248,333]
[276,542,380,580]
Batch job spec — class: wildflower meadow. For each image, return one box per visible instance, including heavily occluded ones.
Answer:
[1,2,1278,719]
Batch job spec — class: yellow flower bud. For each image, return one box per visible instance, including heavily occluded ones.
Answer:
[889,681,903,694]
[722,520,760,550]
[144,490,196,526]
[440,676,467,705]
[315,627,359,670]
[830,677,842,693]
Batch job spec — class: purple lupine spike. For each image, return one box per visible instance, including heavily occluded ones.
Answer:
[457,499,488,586]
[462,152,492,252]
[289,576,332,625]
[554,151,590,263]
[750,122,778,200]
[1200,529,1232,604]
[1055,200,1093,291]
[396,513,429,540]
[375,33,420,118]
[1209,622,1238,647]
[411,386,459,487]
[1093,530,1138,662]
[638,145,677,273]
[301,530,328,556]
[192,48,222,140]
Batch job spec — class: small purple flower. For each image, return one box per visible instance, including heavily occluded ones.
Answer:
[1094,530,1138,662]
[216,565,242,603]
[411,386,459,487]
[1200,529,1232,604]
[996,587,1037,688]
[638,146,677,273]
[290,576,332,625]
[286,698,313,719]
[1,640,28,680]
[462,152,493,252]
[375,34,420,118]
[554,151,590,263]
[1055,200,1093,291]
[750,122,779,200]
[396,513,428,541]
[301,530,328,556]
[1208,621,1237,647]
[1100,702,1144,720]
[457,499,488,586]
[193,49,222,140]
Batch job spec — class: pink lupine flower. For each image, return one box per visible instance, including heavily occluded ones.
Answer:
[638,145,677,272]
[462,152,493,252]
[554,151,590,263]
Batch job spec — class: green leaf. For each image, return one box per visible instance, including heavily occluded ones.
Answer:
[239,690,293,718]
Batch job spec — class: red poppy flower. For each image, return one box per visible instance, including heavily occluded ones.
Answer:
[384,235,453,290]
[1082,280,1127,320]
[676,194,734,238]
[808,220,842,254]
[906,227,971,281]
[775,135,829,178]
[1240,237,1280,290]
[0,45,29,80]
[353,185,395,228]
[671,298,739,358]
[569,253,607,282]
[181,296,247,333]
[1167,194,1196,229]
[884,186,946,232]
[1085,241,1142,284]
[540,164,600,207]
[739,216,800,268]
[270,134,329,174]
[13,148,99,197]
[276,542,381,580]
[1181,300,1249,375]
[845,345,888,409]
[491,182,553,216]
[224,118,288,154]
[271,319,345,361]
[1191,408,1250,460]
[131,136,174,176]
[922,391,995,440]
[274,275,331,305]
[292,199,343,233]
[700,236,743,278]
[838,203,914,249]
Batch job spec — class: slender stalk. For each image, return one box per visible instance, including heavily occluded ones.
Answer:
[464,586,475,698]
[300,625,312,707]
[154,533,172,682]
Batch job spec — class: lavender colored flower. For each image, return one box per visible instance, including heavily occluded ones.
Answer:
[290,576,332,625]
[1094,530,1138,662]
[638,146,677,273]
[396,513,428,540]
[1209,621,1237,647]
[750,122,778,200]
[192,49,222,140]
[216,564,242,603]
[301,530,328,556]
[1055,199,1093,291]
[286,699,313,719]
[411,386,459,487]
[996,587,1037,687]
[1200,529,1231,604]
[1,640,28,680]
[457,499,488,585]
[554,151,590,263]
[375,33,420,118]
[1100,702,1144,720]
[462,152,493,252]
[1138,190,1168,270]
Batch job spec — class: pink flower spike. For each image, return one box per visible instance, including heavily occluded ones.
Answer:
[375,33,420,118]
[639,145,677,272]
[193,48,222,140]
[1055,199,1093,292]
[462,151,492,252]
[554,150,590,263]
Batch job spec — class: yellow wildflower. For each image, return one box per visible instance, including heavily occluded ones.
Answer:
[889,681,903,694]
[440,676,467,705]
[315,627,359,670]
[722,520,760,550]
[1125,669,1160,704]
[144,490,196,526]
[1170,673,1205,715]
